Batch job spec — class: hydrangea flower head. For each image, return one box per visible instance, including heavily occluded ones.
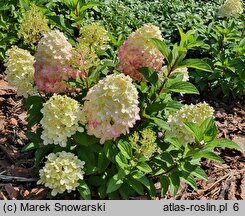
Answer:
[219,0,243,17]
[166,102,214,144]
[79,23,110,51]
[118,24,164,81]
[19,4,50,44]
[83,74,140,144]
[40,95,85,147]
[70,40,100,74]
[4,46,36,97]
[37,151,85,196]
[34,30,83,93]
[129,128,158,159]
[34,29,72,64]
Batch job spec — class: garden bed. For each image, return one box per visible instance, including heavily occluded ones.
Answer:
[0,74,244,200]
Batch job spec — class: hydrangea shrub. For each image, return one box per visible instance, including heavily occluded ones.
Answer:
[4,20,240,200]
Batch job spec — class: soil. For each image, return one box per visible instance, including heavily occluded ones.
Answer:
[0,74,244,200]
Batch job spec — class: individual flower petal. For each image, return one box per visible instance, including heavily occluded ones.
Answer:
[38,151,85,195]
[83,73,140,144]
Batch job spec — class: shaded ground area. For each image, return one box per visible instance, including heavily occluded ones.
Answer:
[0,74,244,200]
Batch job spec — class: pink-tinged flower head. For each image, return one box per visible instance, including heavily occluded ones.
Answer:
[83,74,140,144]
[118,24,164,81]
[34,30,83,93]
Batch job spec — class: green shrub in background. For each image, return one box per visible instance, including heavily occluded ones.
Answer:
[191,17,245,99]
[0,0,20,62]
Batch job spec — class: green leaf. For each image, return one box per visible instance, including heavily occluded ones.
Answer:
[131,170,145,180]
[137,67,159,86]
[46,15,73,35]
[72,131,98,146]
[63,0,75,8]
[126,176,144,195]
[103,141,118,162]
[24,96,43,129]
[156,153,174,166]
[194,151,224,163]
[192,167,208,181]
[168,81,199,94]
[79,3,101,12]
[177,26,187,47]
[135,175,156,197]
[200,117,218,142]
[151,118,170,130]
[181,172,198,190]
[177,59,212,72]
[98,184,107,199]
[207,139,241,149]
[165,137,182,149]
[76,146,97,175]
[97,151,110,173]
[117,140,132,159]
[150,38,171,63]
[21,142,39,152]
[19,0,30,10]
[115,152,128,169]
[169,171,180,196]
[78,180,91,200]
[160,175,169,196]
[35,145,54,166]
[87,176,105,186]
[106,173,124,194]
[25,130,42,144]
[183,122,203,142]
[136,162,152,173]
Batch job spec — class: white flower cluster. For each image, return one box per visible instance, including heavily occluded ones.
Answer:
[4,46,36,98]
[40,95,85,147]
[166,102,215,144]
[34,29,72,65]
[219,0,243,17]
[83,74,140,144]
[38,151,85,196]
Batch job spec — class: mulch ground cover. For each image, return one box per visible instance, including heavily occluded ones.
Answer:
[0,74,244,200]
